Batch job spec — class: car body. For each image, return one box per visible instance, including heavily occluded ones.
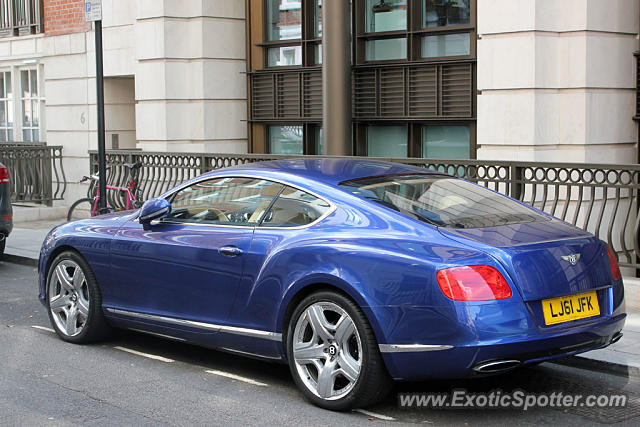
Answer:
[38,158,625,409]
[0,161,12,257]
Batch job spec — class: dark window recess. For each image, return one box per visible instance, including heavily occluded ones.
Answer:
[250,70,322,120]
[353,63,473,120]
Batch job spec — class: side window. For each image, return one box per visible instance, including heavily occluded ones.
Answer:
[261,186,332,228]
[164,177,283,226]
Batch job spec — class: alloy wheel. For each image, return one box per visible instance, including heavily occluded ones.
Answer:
[48,260,90,337]
[292,302,363,400]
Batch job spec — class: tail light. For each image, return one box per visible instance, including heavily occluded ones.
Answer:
[436,265,512,301]
[607,247,622,281]
[0,166,8,184]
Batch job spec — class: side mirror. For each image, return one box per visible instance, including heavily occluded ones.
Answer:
[139,198,171,224]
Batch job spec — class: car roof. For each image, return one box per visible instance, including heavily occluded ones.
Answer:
[203,158,444,186]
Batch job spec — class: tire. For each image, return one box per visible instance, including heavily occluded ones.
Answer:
[67,198,96,221]
[286,290,393,410]
[0,238,5,260]
[46,251,110,343]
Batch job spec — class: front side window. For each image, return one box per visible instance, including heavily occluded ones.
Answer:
[0,71,13,142]
[21,69,39,142]
[340,174,548,229]
[165,177,283,226]
[261,185,332,227]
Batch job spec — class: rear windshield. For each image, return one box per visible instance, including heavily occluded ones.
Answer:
[339,174,548,229]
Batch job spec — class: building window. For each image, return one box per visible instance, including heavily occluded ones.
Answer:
[421,33,470,57]
[423,0,471,28]
[0,71,13,142]
[365,0,407,32]
[365,38,407,61]
[21,69,39,142]
[267,0,302,41]
[263,0,323,68]
[269,125,304,154]
[267,45,303,66]
[422,125,469,159]
[355,0,475,63]
[367,125,407,157]
[315,0,323,37]
[315,126,323,154]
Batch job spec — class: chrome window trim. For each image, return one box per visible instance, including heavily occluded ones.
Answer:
[378,344,453,353]
[106,308,282,341]
[148,174,337,230]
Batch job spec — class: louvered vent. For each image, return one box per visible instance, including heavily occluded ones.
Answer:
[251,74,275,119]
[250,70,322,120]
[353,63,473,120]
[379,68,405,117]
[441,64,473,117]
[276,73,300,118]
[408,66,437,116]
[303,71,322,118]
[353,70,376,117]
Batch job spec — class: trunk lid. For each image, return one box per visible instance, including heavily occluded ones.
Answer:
[439,219,612,302]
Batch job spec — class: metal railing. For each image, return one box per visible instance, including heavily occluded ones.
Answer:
[0,0,43,37]
[0,143,66,205]
[90,150,640,269]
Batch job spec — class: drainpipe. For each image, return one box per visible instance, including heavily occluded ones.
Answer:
[322,0,352,156]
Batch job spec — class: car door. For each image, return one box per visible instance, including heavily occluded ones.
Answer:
[227,185,335,336]
[107,176,284,327]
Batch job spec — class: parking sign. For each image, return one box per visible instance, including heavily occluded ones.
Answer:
[85,0,102,22]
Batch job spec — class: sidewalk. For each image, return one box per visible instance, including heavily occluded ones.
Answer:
[3,217,640,376]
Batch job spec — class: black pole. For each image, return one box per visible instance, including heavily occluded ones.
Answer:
[94,19,107,214]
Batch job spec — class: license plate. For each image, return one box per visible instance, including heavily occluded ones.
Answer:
[542,291,600,325]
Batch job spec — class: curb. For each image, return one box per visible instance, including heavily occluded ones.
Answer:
[551,355,640,379]
[1,253,38,267]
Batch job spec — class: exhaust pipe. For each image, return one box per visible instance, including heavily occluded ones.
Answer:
[473,359,521,374]
[610,332,623,345]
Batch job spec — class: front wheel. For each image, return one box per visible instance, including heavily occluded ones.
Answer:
[67,198,96,221]
[46,251,110,343]
[287,291,393,410]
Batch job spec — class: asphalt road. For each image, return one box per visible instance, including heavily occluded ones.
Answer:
[2,261,640,426]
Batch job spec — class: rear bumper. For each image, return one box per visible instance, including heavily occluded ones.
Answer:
[380,312,625,380]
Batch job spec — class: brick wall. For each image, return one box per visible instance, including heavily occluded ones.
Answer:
[43,0,91,36]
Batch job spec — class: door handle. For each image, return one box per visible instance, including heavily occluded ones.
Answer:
[219,246,244,257]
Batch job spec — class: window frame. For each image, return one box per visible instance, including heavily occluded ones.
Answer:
[353,0,476,65]
[0,70,13,142]
[266,122,323,155]
[155,175,336,230]
[260,0,323,69]
[355,121,476,159]
[20,67,40,142]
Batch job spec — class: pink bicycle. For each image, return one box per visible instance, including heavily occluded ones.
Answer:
[67,162,144,221]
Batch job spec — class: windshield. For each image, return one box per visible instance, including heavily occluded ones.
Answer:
[339,174,548,229]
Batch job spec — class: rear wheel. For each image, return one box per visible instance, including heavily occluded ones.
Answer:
[0,237,5,260]
[67,198,95,221]
[287,291,392,410]
[46,251,110,343]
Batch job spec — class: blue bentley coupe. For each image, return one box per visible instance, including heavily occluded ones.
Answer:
[38,159,625,410]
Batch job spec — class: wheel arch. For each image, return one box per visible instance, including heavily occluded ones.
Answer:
[278,275,386,357]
